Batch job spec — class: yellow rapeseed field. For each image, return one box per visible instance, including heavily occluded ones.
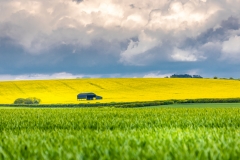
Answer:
[0,78,240,104]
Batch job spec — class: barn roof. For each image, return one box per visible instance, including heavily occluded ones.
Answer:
[77,92,96,96]
[77,92,102,100]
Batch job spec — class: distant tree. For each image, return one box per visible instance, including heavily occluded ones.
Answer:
[24,98,33,104]
[229,77,234,79]
[192,75,203,78]
[14,98,26,104]
[170,74,192,78]
[213,76,218,79]
[26,97,41,104]
[14,97,41,104]
[170,74,203,78]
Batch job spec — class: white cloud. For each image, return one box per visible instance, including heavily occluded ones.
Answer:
[0,0,239,64]
[220,36,240,61]
[120,31,160,65]
[0,72,174,80]
[143,71,171,78]
[0,72,102,81]
[222,36,240,54]
[146,0,221,35]
[171,48,205,62]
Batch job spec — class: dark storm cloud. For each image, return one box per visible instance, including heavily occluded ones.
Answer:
[178,16,240,62]
[197,17,239,44]
[0,38,124,75]
[221,17,240,30]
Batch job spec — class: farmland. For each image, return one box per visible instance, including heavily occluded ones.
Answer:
[0,105,239,159]
[0,78,240,159]
[0,78,240,104]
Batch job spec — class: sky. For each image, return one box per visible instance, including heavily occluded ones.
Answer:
[0,0,240,80]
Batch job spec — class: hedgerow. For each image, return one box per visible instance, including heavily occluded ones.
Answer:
[1,97,240,108]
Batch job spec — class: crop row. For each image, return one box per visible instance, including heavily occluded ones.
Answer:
[1,128,239,160]
[0,107,239,159]
[0,108,239,130]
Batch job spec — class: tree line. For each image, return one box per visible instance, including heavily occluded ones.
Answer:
[170,74,202,78]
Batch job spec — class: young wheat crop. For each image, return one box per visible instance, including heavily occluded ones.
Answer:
[0,106,239,159]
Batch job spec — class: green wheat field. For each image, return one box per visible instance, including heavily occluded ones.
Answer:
[0,104,239,160]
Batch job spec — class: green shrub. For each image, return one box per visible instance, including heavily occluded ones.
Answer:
[13,98,26,104]
[14,97,41,104]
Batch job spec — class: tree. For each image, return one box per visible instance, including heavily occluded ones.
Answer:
[14,98,26,104]
[14,97,41,104]
[170,74,192,78]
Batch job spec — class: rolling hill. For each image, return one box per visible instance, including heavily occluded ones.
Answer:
[0,78,240,104]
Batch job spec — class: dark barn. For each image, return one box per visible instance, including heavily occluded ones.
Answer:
[77,92,102,100]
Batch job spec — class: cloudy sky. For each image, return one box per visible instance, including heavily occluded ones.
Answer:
[0,0,240,80]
